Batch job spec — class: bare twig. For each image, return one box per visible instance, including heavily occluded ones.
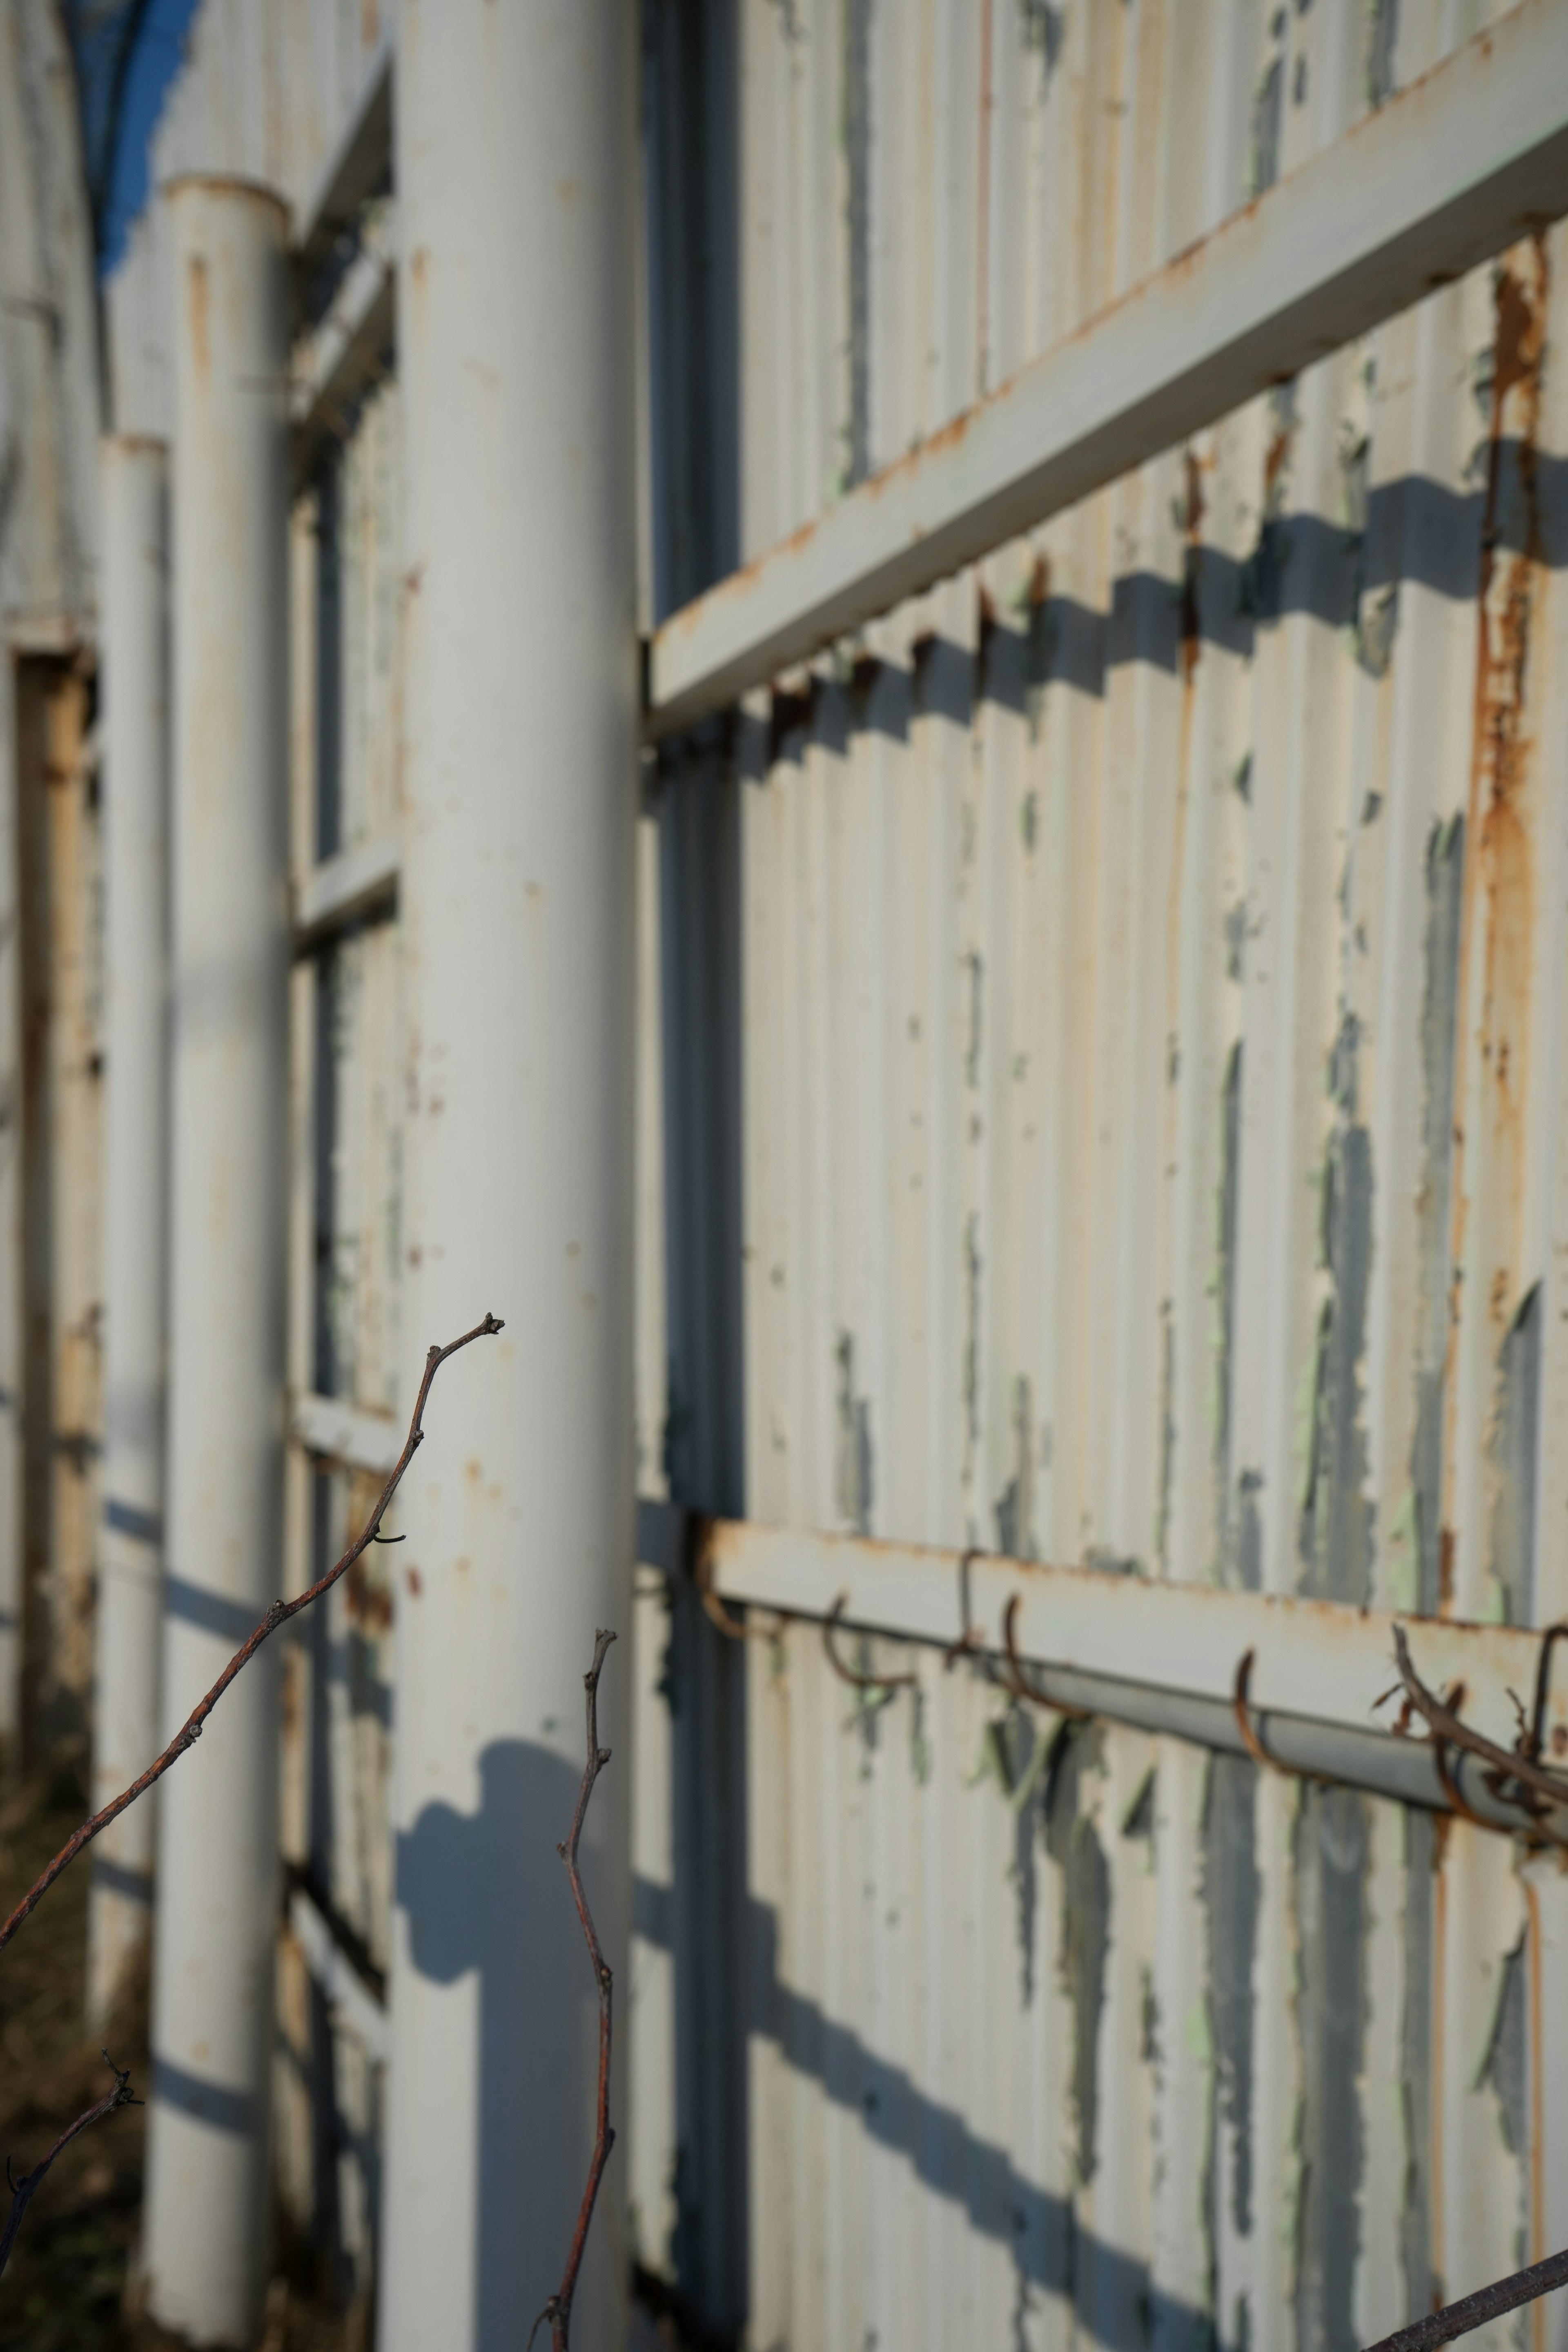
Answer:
[1391,1624,1568,1840]
[0,2054,141,2281]
[528,1629,618,2352]
[1361,2241,1568,2352]
[0,1312,504,1963]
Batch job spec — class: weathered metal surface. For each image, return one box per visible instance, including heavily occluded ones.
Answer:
[649,1,1568,738]
[94,1,1568,2347]
[701,1514,1567,1762]
[624,2,1568,2347]
[107,0,391,441]
[0,0,100,640]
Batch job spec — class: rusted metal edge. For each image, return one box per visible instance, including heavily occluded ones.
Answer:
[645,0,1568,739]
[635,1506,1568,1832]
[294,30,393,290]
[291,833,400,956]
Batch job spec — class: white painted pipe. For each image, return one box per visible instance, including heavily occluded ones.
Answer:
[383,5,639,2346]
[143,178,289,2349]
[88,435,169,2028]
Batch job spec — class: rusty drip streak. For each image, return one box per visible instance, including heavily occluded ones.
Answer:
[1437,234,1548,1574]
[0,1312,505,1960]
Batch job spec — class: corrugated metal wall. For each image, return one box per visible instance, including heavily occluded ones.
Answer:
[630,2,1568,2348]
[90,0,1568,2344]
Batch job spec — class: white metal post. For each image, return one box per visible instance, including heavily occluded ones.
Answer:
[383,4,639,2347]
[143,180,289,2348]
[89,434,169,2027]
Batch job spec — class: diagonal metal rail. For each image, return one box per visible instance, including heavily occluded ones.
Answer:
[646,0,1568,739]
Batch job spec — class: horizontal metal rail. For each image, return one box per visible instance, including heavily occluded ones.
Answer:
[290,1390,401,1475]
[294,31,392,292]
[637,1503,1568,1833]
[292,234,394,486]
[291,834,400,954]
[646,0,1568,739]
[285,1878,388,2062]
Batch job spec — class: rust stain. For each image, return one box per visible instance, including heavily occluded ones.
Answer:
[186,254,210,385]
[405,1565,423,1598]
[345,1554,392,1636]
[1262,409,1295,504]
[279,1647,300,1740]
[1464,240,1546,1291]
[1439,233,1548,1608]
[1180,448,1205,684]
[655,18,1531,706]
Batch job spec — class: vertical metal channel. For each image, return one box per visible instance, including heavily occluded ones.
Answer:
[14,657,99,1767]
[89,434,169,2027]
[144,176,290,2347]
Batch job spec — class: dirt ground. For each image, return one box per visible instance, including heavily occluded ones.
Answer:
[0,1770,356,2352]
[0,1770,705,2350]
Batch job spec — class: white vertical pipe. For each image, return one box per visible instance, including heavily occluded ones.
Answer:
[143,179,289,2349]
[89,435,169,2027]
[383,4,639,2348]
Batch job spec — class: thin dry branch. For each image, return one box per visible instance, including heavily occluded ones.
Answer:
[1390,1624,1568,1840]
[0,1310,503,1962]
[529,1628,617,2352]
[1361,2240,1568,2352]
[0,2055,141,2281]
